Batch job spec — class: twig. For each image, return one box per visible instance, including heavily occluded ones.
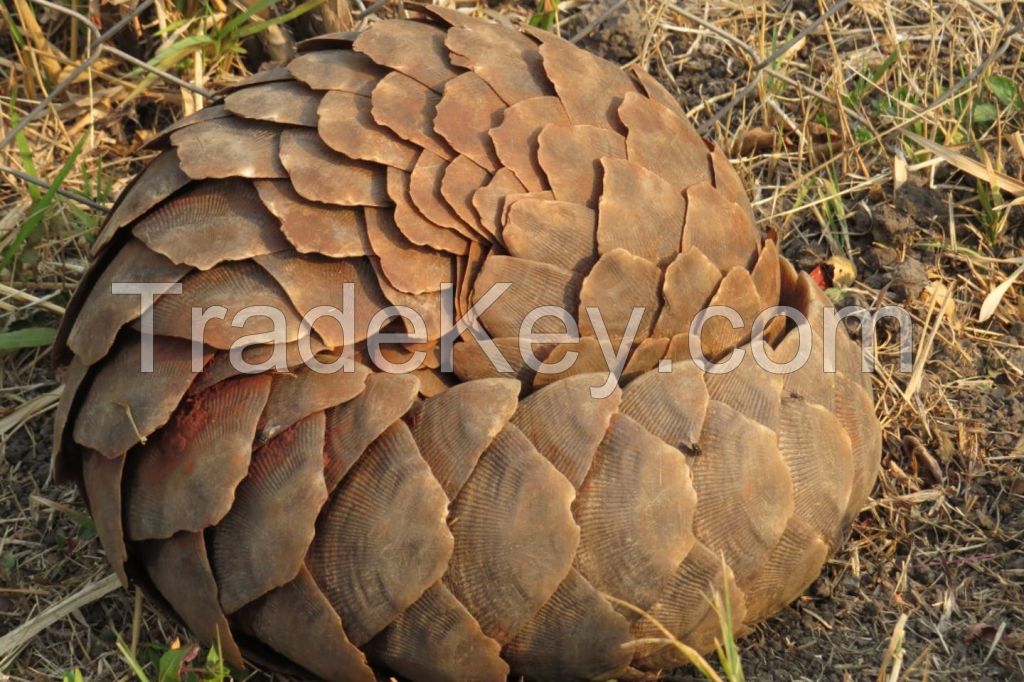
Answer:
[0,573,121,667]
[570,0,629,45]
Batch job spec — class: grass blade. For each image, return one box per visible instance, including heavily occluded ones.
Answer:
[0,327,57,352]
[1,136,87,273]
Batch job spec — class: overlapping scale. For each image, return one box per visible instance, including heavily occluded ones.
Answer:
[597,157,686,266]
[318,91,418,170]
[287,49,385,94]
[142,532,245,668]
[655,246,722,338]
[472,168,526,238]
[132,179,288,269]
[578,248,661,342]
[530,336,619,390]
[365,207,454,294]
[50,358,88,483]
[409,150,477,240]
[528,27,638,131]
[67,239,191,365]
[511,374,620,489]
[573,413,697,614]
[618,91,710,190]
[698,266,762,360]
[473,255,583,338]
[444,424,579,643]
[503,569,632,680]
[148,260,307,349]
[407,378,520,498]
[323,372,420,492]
[435,72,504,171]
[537,124,626,207]
[368,582,508,682]
[308,421,452,646]
[490,96,569,191]
[125,375,271,540]
[442,17,552,104]
[703,349,783,431]
[452,335,556,386]
[371,71,454,159]
[73,335,209,458]
[254,251,388,347]
[387,167,469,254]
[741,517,828,625]
[690,401,793,587]
[92,149,190,254]
[503,198,597,272]
[831,372,882,522]
[619,363,708,451]
[233,568,374,682]
[210,413,328,613]
[683,181,759,273]
[353,20,458,92]
[257,363,369,442]
[172,117,287,179]
[778,397,854,544]
[368,257,447,343]
[82,450,128,585]
[634,542,746,669]
[253,180,373,257]
[279,128,389,206]
[224,80,321,126]
[440,154,492,238]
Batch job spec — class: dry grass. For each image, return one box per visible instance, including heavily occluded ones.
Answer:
[1,0,1023,680]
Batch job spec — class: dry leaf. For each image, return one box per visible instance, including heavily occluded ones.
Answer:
[979,260,1024,323]
[735,126,776,155]
[906,132,1024,196]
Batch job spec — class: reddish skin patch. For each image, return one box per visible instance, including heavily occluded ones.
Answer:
[809,264,830,290]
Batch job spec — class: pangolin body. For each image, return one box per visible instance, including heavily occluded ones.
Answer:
[53,6,881,680]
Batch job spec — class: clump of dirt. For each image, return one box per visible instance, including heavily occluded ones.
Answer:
[572,0,646,64]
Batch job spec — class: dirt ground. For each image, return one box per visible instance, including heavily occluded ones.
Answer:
[1,0,1023,680]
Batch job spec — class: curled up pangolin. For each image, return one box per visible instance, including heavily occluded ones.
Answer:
[52,5,882,680]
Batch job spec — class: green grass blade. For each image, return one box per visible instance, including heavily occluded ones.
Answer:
[236,0,325,39]
[217,0,280,39]
[115,637,152,682]
[1,136,86,273]
[0,327,57,352]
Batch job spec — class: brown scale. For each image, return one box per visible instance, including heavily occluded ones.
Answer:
[408,150,478,240]
[440,154,493,239]
[223,80,322,127]
[254,251,388,347]
[142,532,246,668]
[537,123,626,207]
[53,11,881,682]
[386,167,469,254]
[472,167,527,239]
[171,117,288,179]
[210,413,328,614]
[147,260,309,348]
[503,197,597,272]
[530,337,621,390]
[91,149,190,255]
[67,239,190,365]
[253,180,374,257]
[131,178,290,270]
[278,128,389,207]
[233,567,374,681]
[125,375,272,541]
